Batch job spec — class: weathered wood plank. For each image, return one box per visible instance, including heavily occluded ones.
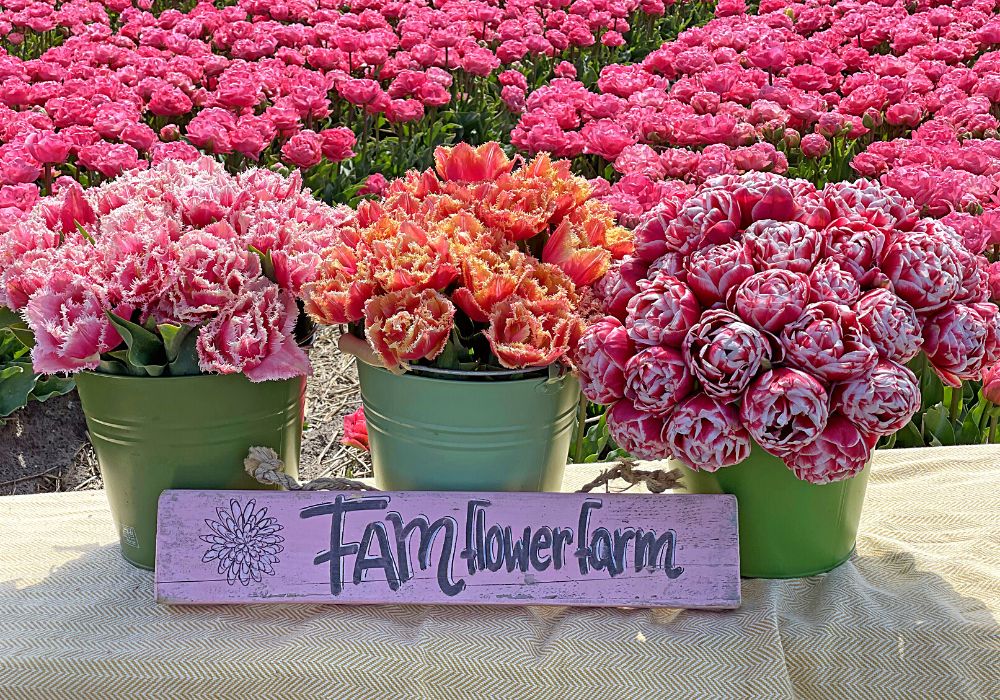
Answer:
[155,490,740,609]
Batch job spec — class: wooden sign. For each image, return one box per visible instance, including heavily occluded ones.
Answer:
[155,490,740,609]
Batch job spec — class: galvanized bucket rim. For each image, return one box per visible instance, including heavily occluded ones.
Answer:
[78,370,291,384]
[364,362,571,383]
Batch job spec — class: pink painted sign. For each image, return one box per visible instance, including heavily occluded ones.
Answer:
[155,490,740,609]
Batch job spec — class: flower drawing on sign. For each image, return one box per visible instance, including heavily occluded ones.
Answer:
[200,499,285,586]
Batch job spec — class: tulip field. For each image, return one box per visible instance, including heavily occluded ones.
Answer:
[3,0,1000,490]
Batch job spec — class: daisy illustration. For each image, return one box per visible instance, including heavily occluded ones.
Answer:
[200,499,285,586]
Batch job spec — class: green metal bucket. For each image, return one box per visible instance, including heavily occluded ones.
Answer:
[357,362,580,491]
[75,372,304,570]
[679,442,869,578]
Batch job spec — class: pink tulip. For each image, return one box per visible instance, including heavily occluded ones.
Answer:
[594,256,648,321]
[664,393,751,472]
[808,259,861,305]
[341,407,369,452]
[197,281,311,382]
[856,289,923,364]
[740,368,830,456]
[744,219,822,274]
[832,361,921,437]
[26,273,124,374]
[732,269,811,333]
[781,301,878,383]
[683,309,770,400]
[922,304,991,387]
[624,345,694,415]
[281,130,324,169]
[606,399,671,461]
[881,227,963,313]
[575,317,633,405]
[784,416,874,484]
[625,272,701,348]
[685,242,755,307]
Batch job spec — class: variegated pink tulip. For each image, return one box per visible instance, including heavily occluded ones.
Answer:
[832,361,920,436]
[663,393,751,472]
[922,304,990,387]
[594,256,648,321]
[822,217,885,285]
[158,231,262,324]
[624,345,693,415]
[575,316,633,405]
[685,242,755,307]
[664,187,742,254]
[625,272,700,348]
[732,269,810,333]
[606,399,671,461]
[881,227,963,313]
[744,219,822,273]
[740,368,830,456]
[683,309,770,399]
[856,289,922,364]
[784,416,874,484]
[808,259,861,305]
[781,301,877,382]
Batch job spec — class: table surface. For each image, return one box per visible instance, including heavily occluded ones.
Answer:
[1,447,997,700]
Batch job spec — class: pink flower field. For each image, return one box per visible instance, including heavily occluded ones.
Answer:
[4,0,1000,478]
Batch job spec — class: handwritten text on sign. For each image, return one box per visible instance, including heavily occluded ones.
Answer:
[155,490,740,609]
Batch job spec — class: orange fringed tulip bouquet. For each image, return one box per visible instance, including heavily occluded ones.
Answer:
[302,142,633,373]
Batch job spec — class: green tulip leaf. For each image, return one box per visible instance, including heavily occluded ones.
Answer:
[959,410,984,445]
[30,375,75,403]
[918,361,944,412]
[0,306,21,330]
[158,323,196,363]
[0,362,37,418]
[167,326,202,376]
[923,403,956,447]
[891,420,924,449]
[105,312,168,376]
[249,245,276,282]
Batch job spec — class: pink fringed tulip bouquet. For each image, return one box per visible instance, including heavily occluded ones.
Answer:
[0,157,351,381]
[303,142,632,375]
[577,172,1000,484]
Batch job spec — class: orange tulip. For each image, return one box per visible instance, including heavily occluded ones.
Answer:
[485,294,584,369]
[541,218,612,287]
[452,249,526,322]
[370,221,459,293]
[364,288,456,371]
[301,245,375,325]
[434,142,514,183]
[476,173,558,241]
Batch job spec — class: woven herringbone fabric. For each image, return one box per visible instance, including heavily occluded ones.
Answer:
[0,447,997,700]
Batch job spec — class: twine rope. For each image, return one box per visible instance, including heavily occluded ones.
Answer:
[245,448,681,494]
[245,446,380,491]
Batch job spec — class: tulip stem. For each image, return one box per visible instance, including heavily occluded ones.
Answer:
[991,413,1000,444]
[949,386,963,423]
[572,394,588,463]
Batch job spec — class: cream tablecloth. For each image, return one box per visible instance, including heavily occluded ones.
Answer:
[0,447,997,699]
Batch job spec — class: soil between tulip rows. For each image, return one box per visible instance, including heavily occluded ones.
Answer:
[0,327,371,496]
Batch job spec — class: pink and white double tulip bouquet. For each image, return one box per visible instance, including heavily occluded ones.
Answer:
[302,142,632,373]
[0,157,351,381]
[576,172,1000,483]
